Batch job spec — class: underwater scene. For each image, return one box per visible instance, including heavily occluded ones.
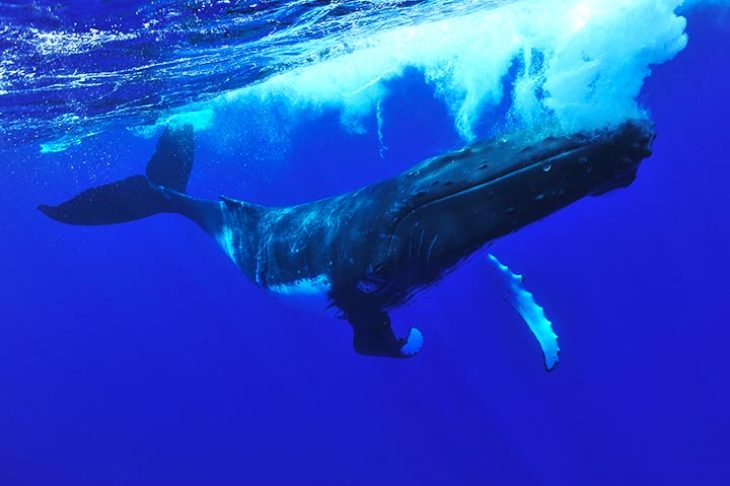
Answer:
[1,0,729,484]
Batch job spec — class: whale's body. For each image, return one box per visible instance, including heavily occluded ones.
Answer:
[40,121,654,362]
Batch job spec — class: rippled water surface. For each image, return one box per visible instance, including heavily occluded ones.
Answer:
[0,0,700,151]
[1,0,509,147]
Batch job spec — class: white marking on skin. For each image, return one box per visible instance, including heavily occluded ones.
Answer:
[356,280,380,293]
[426,234,439,271]
[216,202,244,264]
[269,274,331,295]
[216,225,237,262]
[268,274,333,313]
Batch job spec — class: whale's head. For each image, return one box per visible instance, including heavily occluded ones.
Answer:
[372,120,655,299]
[398,119,654,209]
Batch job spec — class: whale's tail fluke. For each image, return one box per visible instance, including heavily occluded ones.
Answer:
[38,125,214,228]
[145,124,194,193]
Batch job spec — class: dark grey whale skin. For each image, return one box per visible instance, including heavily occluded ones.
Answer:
[40,120,654,358]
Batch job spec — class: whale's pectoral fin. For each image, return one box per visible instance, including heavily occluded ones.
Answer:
[348,309,423,359]
[487,253,560,371]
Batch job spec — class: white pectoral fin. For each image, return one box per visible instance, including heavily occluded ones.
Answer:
[487,253,560,371]
[400,327,424,357]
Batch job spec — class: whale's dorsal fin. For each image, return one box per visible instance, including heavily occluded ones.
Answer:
[219,195,266,216]
[487,253,560,371]
[220,195,245,209]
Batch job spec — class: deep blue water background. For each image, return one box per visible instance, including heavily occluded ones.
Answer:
[1,7,729,486]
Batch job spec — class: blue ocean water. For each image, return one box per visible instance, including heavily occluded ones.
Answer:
[1,1,729,484]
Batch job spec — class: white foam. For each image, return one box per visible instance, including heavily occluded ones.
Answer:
[29,27,138,56]
[157,0,690,141]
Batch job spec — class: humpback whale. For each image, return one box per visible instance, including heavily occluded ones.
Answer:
[39,120,654,368]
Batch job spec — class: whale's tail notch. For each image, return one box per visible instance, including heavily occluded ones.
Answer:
[38,125,208,227]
